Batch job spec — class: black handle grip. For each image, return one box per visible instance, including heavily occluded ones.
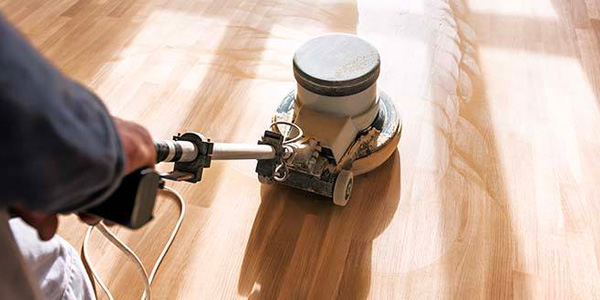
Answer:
[86,168,161,229]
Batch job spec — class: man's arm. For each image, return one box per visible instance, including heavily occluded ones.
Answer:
[0,13,149,214]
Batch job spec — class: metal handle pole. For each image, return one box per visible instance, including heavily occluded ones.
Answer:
[211,143,276,160]
[155,140,198,163]
[155,140,276,162]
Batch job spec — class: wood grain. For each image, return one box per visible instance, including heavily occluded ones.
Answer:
[2,0,600,298]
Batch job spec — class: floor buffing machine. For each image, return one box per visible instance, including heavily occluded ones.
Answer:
[87,34,402,229]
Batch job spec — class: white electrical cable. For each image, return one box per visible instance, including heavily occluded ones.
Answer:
[81,186,186,300]
[96,223,153,299]
[82,226,114,300]
[146,186,186,285]
[270,121,304,144]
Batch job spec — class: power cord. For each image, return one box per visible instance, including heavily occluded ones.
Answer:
[81,186,186,300]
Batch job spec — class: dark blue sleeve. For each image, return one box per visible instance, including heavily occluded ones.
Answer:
[0,14,124,213]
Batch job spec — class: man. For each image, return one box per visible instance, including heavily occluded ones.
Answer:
[0,12,156,299]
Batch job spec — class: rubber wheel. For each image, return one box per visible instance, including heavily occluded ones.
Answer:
[333,170,354,206]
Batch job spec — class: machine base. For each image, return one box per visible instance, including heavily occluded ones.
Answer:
[273,90,402,175]
[256,90,402,205]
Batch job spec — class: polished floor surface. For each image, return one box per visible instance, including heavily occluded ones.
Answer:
[2,0,600,298]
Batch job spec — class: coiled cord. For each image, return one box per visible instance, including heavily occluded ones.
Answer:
[81,186,186,300]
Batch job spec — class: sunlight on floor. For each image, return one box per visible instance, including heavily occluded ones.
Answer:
[478,46,597,190]
[89,10,228,135]
[476,45,600,286]
[358,0,424,15]
[357,0,482,282]
[466,0,557,18]
[361,12,462,277]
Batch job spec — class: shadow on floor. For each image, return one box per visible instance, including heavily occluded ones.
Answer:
[238,151,401,299]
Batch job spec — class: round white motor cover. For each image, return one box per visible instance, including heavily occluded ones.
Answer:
[293,34,380,125]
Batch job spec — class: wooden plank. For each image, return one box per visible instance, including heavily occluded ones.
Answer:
[1,0,600,298]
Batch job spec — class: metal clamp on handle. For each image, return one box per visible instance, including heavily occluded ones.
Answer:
[255,131,286,181]
[155,132,214,182]
[161,132,213,183]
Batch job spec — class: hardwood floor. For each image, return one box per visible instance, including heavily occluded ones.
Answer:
[2,0,600,298]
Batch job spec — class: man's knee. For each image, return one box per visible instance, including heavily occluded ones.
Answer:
[10,219,95,300]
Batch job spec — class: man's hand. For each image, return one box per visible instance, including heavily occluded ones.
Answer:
[114,117,156,174]
[11,205,58,241]
[76,118,156,226]
[13,117,155,240]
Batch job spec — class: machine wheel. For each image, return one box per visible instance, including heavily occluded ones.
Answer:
[333,170,354,206]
